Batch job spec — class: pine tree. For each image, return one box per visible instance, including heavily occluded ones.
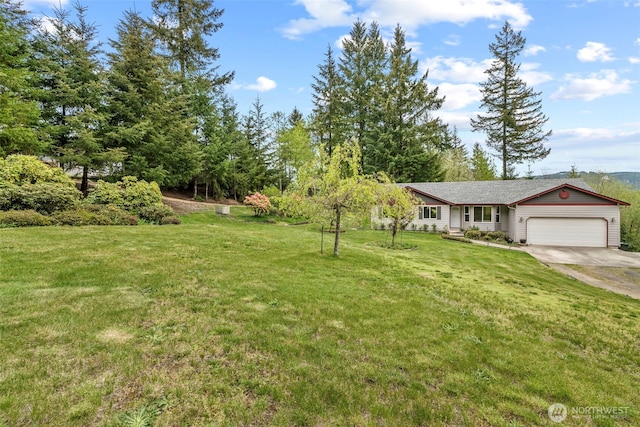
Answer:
[375,24,445,182]
[35,1,125,195]
[106,9,200,187]
[310,44,346,157]
[470,142,497,181]
[471,21,551,180]
[0,3,42,155]
[339,20,386,170]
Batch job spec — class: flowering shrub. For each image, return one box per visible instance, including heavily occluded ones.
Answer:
[244,192,272,216]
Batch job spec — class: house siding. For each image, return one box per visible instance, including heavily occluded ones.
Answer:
[409,205,450,232]
[461,205,504,232]
[521,188,617,205]
[513,205,621,247]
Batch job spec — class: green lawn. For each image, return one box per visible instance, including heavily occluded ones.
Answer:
[0,208,638,426]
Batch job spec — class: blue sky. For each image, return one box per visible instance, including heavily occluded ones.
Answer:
[24,0,640,175]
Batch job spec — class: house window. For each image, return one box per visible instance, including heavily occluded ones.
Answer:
[419,206,441,220]
[473,206,492,222]
[495,206,500,223]
[464,206,470,222]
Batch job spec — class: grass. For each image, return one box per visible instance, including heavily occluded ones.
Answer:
[0,206,638,426]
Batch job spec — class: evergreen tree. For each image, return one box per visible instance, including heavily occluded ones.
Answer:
[106,9,200,187]
[470,142,497,181]
[0,3,42,155]
[310,44,346,157]
[374,24,445,182]
[35,1,124,195]
[471,21,551,179]
[339,20,386,169]
[242,96,270,189]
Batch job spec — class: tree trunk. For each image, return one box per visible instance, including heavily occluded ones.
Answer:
[81,166,89,197]
[391,220,398,247]
[333,207,341,256]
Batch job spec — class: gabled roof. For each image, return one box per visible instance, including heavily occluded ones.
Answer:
[400,178,627,205]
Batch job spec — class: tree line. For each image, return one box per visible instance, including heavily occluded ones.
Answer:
[1,0,551,200]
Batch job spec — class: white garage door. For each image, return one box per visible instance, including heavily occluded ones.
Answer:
[527,218,607,247]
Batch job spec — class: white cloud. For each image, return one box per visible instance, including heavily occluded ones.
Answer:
[434,110,476,131]
[437,83,481,110]
[281,0,355,40]
[577,41,614,62]
[422,56,491,83]
[551,70,634,101]
[443,35,461,47]
[24,0,69,7]
[282,0,532,39]
[524,45,546,56]
[245,76,277,92]
[520,63,553,86]
[629,57,640,64]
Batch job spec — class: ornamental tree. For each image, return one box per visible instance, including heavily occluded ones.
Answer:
[378,179,419,247]
[243,192,271,216]
[295,139,377,256]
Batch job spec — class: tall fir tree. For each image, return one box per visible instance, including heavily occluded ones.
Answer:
[35,1,124,195]
[471,21,551,179]
[0,2,43,155]
[338,20,386,170]
[310,44,346,156]
[106,9,200,187]
[374,24,445,182]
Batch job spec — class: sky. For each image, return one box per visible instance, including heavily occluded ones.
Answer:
[22,0,640,176]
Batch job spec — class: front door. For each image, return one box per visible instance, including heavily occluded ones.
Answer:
[450,206,461,229]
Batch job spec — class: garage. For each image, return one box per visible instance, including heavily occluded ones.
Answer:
[527,217,607,247]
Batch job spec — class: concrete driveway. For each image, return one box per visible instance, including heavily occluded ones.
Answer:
[523,246,640,268]
[523,246,640,299]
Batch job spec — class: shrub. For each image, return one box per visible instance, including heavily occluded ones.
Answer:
[83,204,138,225]
[0,155,75,186]
[0,210,51,227]
[138,204,176,224]
[51,209,111,226]
[487,231,509,241]
[244,192,271,216]
[160,216,181,225]
[86,176,162,215]
[441,234,472,243]
[465,229,482,239]
[271,194,307,219]
[431,224,437,233]
[0,183,81,214]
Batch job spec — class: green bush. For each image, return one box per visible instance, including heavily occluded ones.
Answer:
[0,210,51,227]
[87,176,163,215]
[84,204,137,225]
[465,229,482,240]
[160,216,181,225]
[0,155,75,186]
[51,209,111,226]
[138,204,176,224]
[0,183,81,214]
[487,231,509,241]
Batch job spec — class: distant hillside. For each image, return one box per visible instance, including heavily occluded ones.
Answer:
[536,172,640,189]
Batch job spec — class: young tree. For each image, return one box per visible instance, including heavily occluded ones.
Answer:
[471,21,551,179]
[470,142,496,181]
[378,180,418,247]
[0,3,43,156]
[295,139,377,256]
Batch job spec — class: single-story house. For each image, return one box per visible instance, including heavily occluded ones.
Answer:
[373,178,629,248]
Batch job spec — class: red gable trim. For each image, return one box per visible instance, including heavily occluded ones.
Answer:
[405,186,453,205]
[509,183,630,206]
